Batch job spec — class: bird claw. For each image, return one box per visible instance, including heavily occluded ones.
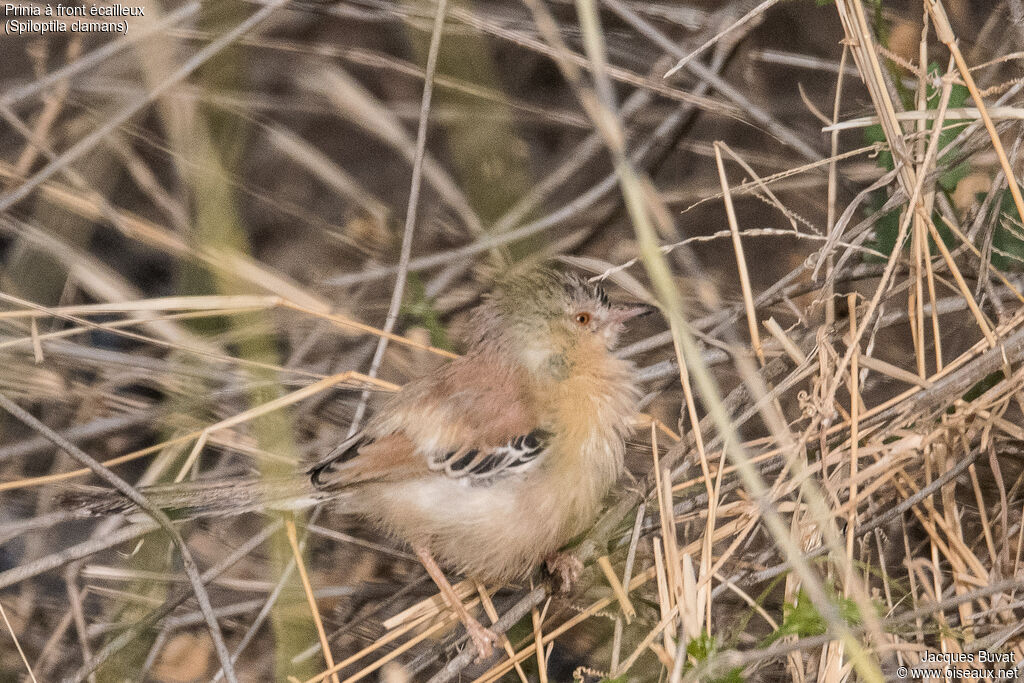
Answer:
[545,552,583,593]
[466,619,499,661]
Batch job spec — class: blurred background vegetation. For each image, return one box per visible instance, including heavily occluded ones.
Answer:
[2,0,1024,681]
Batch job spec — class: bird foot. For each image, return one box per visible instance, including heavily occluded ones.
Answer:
[545,552,583,593]
[465,617,499,661]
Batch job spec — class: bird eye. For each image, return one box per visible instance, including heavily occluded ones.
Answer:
[574,312,592,325]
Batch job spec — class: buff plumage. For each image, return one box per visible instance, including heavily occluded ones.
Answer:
[70,267,653,659]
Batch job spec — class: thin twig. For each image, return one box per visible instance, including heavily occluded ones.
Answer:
[349,0,451,432]
[0,391,239,683]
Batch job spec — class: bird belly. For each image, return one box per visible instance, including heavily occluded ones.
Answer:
[361,472,595,583]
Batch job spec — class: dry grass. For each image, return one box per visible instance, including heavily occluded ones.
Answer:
[2,0,1024,680]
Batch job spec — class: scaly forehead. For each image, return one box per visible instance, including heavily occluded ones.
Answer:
[493,270,607,318]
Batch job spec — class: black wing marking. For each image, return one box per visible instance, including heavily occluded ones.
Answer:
[307,433,369,487]
[430,429,551,480]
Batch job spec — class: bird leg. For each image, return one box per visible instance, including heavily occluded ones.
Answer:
[413,544,498,660]
[545,551,583,593]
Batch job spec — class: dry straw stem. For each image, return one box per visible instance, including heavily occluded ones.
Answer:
[925,0,1024,224]
[306,65,482,238]
[0,0,291,213]
[449,2,733,117]
[475,514,759,683]
[831,4,989,430]
[475,585,530,683]
[844,295,861,613]
[0,370,397,492]
[0,391,240,683]
[0,2,201,108]
[347,0,450,433]
[531,599,551,683]
[823,107,1024,131]
[304,611,460,683]
[714,142,765,365]
[285,518,340,683]
[602,0,821,161]
[0,520,160,591]
[382,580,477,631]
[0,163,341,317]
[67,522,283,681]
[0,599,38,683]
[663,0,784,77]
[669,306,1024,509]
[0,289,316,379]
[597,555,636,623]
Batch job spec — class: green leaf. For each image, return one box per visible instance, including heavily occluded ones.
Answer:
[922,62,972,192]
[864,203,962,263]
[764,589,863,645]
[963,371,1004,403]
[991,189,1024,270]
[863,191,901,262]
[864,123,894,172]
[929,213,957,255]
[400,274,452,350]
[938,160,970,193]
[687,632,716,660]
[677,634,744,683]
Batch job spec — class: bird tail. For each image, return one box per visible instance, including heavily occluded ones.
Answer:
[61,476,321,519]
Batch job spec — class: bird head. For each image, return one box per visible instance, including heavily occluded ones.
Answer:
[468,268,655,378]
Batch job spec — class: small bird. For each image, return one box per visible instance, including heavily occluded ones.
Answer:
[71,267,653,659]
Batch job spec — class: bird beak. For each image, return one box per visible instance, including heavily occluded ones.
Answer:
[607,303,658,324]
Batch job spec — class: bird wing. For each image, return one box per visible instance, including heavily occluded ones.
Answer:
[308,433,424,488]
[309,354,550,488]
[309,428,552,489]
[428,428,551,480]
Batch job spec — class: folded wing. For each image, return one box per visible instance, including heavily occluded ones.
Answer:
[430,429,551,480]
[309,353,549,489]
